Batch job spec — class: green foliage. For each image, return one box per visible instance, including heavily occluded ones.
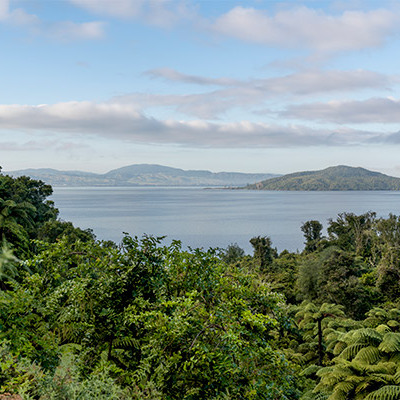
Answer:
[37,220,96,243]
[0,241,20,287]
[327,212,376,256]
[295,302,345,366]
[267,251,299,303]
[301,220,323,253]
[0,172,58,254]
[249,235,277,271]
[220,242,245,264]
[4,171,400,400]
[1,235,301,399]
[313,326,400,400]
[297,247,373,319]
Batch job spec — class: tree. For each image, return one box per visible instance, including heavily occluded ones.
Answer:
[3,235,301,399]
[0,198,36,250]
[374,214,400,302]
[328,212,376,257]
[0,241,20,289]
[249,235,277,270]
[314,326,400,400]
[297,247,372,319]
[295,302,345,366]
[221,242,245,264]
[301,220,323,253]
[37,220,96,243]
[0,173,58,251]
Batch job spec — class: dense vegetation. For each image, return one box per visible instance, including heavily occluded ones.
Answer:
[2,167,400,399]
[246,165,400,191]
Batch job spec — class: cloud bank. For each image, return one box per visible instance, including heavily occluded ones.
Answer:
[0,101,396,148]
[69,0,194,27]
[213,6,400,52]
[124,68,395,119]
[280,97,400,123]
[0,0,105,40]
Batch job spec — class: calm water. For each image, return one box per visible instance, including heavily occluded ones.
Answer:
[51,187,400,253]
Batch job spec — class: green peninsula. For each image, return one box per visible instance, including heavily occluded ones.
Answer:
[246,165,400,191]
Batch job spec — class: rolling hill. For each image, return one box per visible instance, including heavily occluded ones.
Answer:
[245,166,400,191]
[5,164,278,187]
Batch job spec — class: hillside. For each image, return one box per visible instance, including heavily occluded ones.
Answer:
[245,165,400,191]
[6,164,278,187]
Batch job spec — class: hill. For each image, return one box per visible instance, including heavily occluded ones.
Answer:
[6,164,278,187]
[245,165,400,191]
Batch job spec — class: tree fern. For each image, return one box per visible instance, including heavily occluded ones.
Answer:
[354,346,381,364]
[340,343,367,360]
[313,326,400,400]
[379,333,400,353]
[364,385,400,400]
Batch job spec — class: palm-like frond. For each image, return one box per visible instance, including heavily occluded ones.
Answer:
[346,328,383,346]
[380,333,400,353]
[377,325,393,334]
[364,385,400,400]
[340,344,367,360]
[354,346,382,364]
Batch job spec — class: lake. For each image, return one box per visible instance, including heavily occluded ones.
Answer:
[51,187,400,253]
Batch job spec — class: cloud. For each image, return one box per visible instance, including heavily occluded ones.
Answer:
[48,21,105,41]
[0,0,8,20]
[69,0,145,18]
[69,0,195,27]
[280,97,400,124]
[145,68,239,86]
[0,0,105,40]
[0,100,396,148]
[213,6,399,52]
[119,69,394,119]
[0,140,52,151]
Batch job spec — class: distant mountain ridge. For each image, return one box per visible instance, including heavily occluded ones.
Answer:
[6,164,279,187]
[245,166,400,191]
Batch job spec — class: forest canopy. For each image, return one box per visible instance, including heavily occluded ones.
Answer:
[2,168,400,399]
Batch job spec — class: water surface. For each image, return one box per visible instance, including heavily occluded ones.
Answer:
[51,187,400,253]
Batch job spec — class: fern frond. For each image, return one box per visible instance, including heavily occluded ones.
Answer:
[301,364,322,377]
[340,344,366,360]
[364,362,396,376]
[364,385,400,400]
[113,336,139,349]
[354,346,382,364]
[328,388,350,400]
[379,333,400,353]
[314,393,329,400]
[377,325,392,334]
[333,341,347,356]
[389,353,400,364]
[348,328,382,346]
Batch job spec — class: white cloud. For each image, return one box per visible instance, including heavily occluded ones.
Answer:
[49,21,105,41]
[0,100,396,148]
[69,0,145,18]
[0,0,9,20]
[0,140,44,151]
[213,6,399,52]
[280,97,400,123]
[145,68,239,86]
[121,69,394,119]
[0,0,105,40]
[69,0,195,27]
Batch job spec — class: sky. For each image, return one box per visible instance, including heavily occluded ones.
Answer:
[1,0,400,176]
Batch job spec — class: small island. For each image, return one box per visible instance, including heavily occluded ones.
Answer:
[245,165,400,191]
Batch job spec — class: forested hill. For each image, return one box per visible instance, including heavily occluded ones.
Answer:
[245,165,400,191]
[7,164,278,187]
